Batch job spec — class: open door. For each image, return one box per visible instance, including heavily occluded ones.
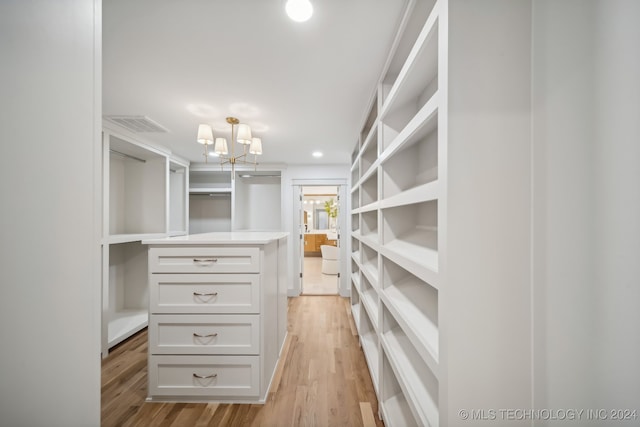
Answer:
[296,186,305,293]
[298,185,340,295]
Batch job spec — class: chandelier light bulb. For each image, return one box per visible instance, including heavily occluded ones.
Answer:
[286,0,313,22]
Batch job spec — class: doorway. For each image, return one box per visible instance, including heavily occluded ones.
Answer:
[298,185,341,295]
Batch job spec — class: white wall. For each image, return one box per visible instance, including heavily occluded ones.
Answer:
[282,164,350,296]
[189,194,232,233]
[444,1,533,424]
[0,1,101,426]
[592,2,640,411]
[532,0,640,423]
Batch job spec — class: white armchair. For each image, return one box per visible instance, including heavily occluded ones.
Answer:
[320,244,339,275]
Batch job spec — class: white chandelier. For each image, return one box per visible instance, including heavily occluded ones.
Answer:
[196,117,262,173]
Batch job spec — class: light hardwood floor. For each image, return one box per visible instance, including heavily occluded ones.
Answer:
[101,296,383,427]
[302,256,339,295]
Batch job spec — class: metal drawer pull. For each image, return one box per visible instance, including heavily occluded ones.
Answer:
[193,332,218,338]
[193,292,218,297]
[192,373,217,379]
[193,258,218,263]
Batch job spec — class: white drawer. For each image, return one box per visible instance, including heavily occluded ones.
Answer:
[150,274,259,314]
[149,355,259,397]
[149,314,259,355]
[149,247,260,273]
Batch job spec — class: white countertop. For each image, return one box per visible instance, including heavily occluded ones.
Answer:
[142,231,288,245]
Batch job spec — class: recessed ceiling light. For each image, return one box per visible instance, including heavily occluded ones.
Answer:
[286,0,313,22]
[312,151,323,158]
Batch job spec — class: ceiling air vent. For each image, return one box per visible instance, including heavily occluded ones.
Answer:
[104,115,169,133]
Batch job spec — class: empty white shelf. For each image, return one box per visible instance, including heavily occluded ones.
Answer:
[382,328,439,427]
[107,233,167,245]
[381,282,438,372]
[108,309,148,348]
[383,229,438,271]
[188,187,232,194]
[380,180,440,211]
[380,7,439,122]
[360,328,380,391]
[382,394,419,427]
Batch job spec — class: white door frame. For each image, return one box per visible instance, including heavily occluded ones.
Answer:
[291,179,348,296]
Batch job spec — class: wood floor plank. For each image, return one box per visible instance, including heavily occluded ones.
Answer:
[101,296,384,427]
[146,403,173,427]
[169,403,203,427]
[360,402,377,427]
[193,403,219,427]
[124,403,167,427]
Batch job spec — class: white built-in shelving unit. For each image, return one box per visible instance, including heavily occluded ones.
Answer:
[350,0,533,425]
[101,123,189,357]
[233,171,282,231]
[102,137,282,357]
[188,167,283,233]
[350,1,440,423]
[169,160,188,236]
[188,169,233,233]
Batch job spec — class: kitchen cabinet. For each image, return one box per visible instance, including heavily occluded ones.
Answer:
[303,233,335,254]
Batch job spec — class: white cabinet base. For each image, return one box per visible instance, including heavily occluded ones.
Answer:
[144,232,288,403]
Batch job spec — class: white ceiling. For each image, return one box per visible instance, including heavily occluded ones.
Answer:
[103,0,409,166]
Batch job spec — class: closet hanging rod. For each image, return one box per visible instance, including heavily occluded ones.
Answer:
[189,193,230,197]
[109,149,146,163]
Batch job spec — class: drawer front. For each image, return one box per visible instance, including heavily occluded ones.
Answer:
[149,355,259,397]
[150,274,259,314]
[149,247,260,273]
[149,314,259,355]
